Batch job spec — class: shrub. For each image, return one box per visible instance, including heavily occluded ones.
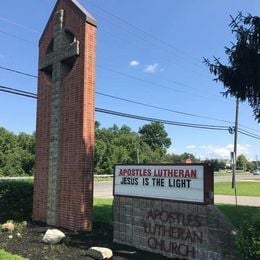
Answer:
[0,180,33,222]
[236,221,259,259]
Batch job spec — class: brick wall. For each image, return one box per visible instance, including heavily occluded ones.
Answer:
[33,0,96,231]
[113,197,238,259]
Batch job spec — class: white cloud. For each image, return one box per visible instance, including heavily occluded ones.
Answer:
[129,60,140,67]
[144,63,159,73]
[186,145,196,149]
[198,143,251,159]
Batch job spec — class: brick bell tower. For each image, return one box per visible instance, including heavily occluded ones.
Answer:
[33,0,96,231]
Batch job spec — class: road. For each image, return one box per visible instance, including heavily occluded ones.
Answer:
[94,181,113,198]
[94,174,260,206]
[214,173,260,182]
[1,175,259,206]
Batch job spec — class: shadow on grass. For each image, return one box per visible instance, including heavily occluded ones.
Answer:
[93,198,113,224]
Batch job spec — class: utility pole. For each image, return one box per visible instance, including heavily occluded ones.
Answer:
[232,98,239,207]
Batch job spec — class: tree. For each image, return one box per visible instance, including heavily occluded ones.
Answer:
[94,123,142,174]
[0,128,35,176]
[204,13,260,121]
[138,122,171,155]
[167,152,200,164]
[236,154,248,171]
[208,159,227,171]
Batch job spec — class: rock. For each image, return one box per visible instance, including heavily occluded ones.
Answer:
[42,229,65,244]
[1,222,15,233]
[86,247,113,259]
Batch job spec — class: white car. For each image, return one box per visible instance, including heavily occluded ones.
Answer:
[252,169,260,175]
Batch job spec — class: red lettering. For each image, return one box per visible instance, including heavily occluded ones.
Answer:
[191,169,197,178]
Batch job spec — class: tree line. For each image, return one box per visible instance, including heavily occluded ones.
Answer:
[0,123,257,176]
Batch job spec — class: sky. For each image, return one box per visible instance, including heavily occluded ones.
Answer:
[0,0,260,161]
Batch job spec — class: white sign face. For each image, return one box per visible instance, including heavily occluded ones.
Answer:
[114,164,204,203]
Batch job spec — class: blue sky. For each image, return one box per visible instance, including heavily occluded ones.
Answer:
[0,0,260,160]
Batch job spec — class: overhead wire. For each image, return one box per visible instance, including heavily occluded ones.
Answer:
[0,29,37,45]
[1,65,260,133]
[83,0,203,66]
[0,16,39,34]
[0,9,224,101]
[0,8,259,135]
[2,84,260,140]
[0,65,234,124]
[0,66,37,79]
[96,92,233,124]
[0,85,230,131]
[0,1,214,89]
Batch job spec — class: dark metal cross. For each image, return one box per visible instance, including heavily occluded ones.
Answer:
[39,9,80,225]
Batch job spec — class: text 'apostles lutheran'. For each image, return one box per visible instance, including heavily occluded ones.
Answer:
[118,168,198,178]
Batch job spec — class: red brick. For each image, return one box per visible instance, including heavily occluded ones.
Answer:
[33,0,96,231]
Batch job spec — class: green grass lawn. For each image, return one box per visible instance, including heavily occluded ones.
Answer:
[1,198,259,259]
[216,204,260,229]
[215,181,260,196]
[93,198,113,224]
[0,249,25,260]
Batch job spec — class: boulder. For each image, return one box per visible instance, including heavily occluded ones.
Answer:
[1,222,15,233]
[86,247,113,259]
[42,229,65,244]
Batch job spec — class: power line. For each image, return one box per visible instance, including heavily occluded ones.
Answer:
[0,63,215,100]
[0,66,37,79]
[2,85,260,140]
[0,85,228,131]
[84,0,203,66]
[97,65,196,95]
[1,65,259,134]
[0,29,37,45]
[95,108,228,131]
[0,86,37,99]
[0,2,212,86]
[238,129,260,140]
[96,92,233,124]
[97,65,221,101]
[0,16,39,34]
[0,65,228,120]
[0,64,233,123]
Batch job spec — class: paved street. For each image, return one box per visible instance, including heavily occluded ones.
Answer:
[94,181,113,198]
[214,195,260,207]
[94,174,260,206]
[1,175,259,206]
[214,173,260,182]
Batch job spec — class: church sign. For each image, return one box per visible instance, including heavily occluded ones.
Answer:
[114,164,212,204]
[113,163,238,259]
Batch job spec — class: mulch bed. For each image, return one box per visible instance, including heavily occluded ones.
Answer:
[0,221,171,260]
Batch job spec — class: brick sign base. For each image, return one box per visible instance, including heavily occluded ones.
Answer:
[113,197,238,259]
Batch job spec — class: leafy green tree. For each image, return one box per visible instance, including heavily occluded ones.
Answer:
[0,128,35,176]
[236,154,248,171]
[138,122,171,155]
[94,122,174,174]
[168,152,199,163]
[204,13,260,121]
[246,160,255,171]
[94,123,142,175]
[208,159,227,171]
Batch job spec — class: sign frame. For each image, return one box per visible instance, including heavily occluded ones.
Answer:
[113,163,213,205]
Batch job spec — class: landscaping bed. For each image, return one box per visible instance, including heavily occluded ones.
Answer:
[0,221,170,260]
